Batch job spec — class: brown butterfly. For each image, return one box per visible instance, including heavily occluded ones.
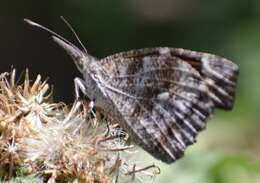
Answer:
[25,18,239,163]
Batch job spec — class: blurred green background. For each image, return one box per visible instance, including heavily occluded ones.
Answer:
[1,0,260,182]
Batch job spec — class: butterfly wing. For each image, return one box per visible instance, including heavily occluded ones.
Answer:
[99,47,238,163]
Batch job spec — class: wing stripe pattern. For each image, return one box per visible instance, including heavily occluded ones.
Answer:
[106,84,184,161]
[99,47,238,163]
[143,102,187,151]
[169,49,239,109]
[136,102,178,160]
[153,102,195,144]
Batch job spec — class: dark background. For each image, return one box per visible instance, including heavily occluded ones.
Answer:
[1,1,260,182]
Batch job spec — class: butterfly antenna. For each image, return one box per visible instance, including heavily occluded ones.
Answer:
[60,16,88,54]
[24,18,77,50]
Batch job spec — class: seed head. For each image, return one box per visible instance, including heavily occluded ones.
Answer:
[0,69,159,183]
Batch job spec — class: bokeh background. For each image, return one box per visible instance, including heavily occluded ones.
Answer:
[1,0,260,182]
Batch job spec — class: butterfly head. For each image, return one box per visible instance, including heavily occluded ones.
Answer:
[24,18,95,74]
[52,36,93,73]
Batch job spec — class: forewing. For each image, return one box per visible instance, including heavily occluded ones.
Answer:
[101,48,239,110]
[99,47,238,163]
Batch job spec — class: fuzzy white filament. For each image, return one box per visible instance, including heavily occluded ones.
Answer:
[0,69,159,183]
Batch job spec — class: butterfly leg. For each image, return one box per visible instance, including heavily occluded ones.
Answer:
[74,77,87,100]
[74,77,96,118]
[88,100,96,118]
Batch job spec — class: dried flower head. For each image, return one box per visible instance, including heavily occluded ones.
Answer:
[0,69,160,183]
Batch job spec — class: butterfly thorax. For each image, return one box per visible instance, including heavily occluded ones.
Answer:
[81,59,113,108]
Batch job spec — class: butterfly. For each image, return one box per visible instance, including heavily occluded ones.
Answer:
[25,18,239,163]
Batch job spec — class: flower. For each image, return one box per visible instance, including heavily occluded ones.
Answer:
[0,69,159,183]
